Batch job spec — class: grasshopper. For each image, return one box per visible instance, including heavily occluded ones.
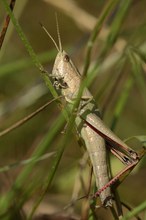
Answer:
[42,23,145,207]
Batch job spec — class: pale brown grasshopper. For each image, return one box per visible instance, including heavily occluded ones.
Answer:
[41,23,146,208]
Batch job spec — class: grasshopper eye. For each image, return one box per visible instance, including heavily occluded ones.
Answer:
[64,54,70,62]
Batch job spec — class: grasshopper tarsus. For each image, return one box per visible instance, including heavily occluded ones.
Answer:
[128,149,139,160]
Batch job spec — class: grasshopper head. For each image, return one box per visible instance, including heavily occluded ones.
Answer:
[41,21,81,100]
[52,50,81,103]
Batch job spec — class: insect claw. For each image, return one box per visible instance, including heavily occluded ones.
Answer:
[103,196,113,207]
[40,67,48,75]
[129,150,139,160]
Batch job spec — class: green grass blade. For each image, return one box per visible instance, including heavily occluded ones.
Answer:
[0,50,56,77]
[101,0,132,56]
[0,152,55,173]
[111,76,134,130]
[0,112,65,217]
[83,0,118,76]
[1,0,58,100]
[121,200,146,220]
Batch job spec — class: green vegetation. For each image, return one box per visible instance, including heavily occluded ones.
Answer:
[0,0,146,219]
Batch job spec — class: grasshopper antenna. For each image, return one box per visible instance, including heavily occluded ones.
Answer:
[55,13,63,52]
[40,22,59,52]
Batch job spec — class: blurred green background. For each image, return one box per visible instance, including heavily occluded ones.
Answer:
[0,0,146,219]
